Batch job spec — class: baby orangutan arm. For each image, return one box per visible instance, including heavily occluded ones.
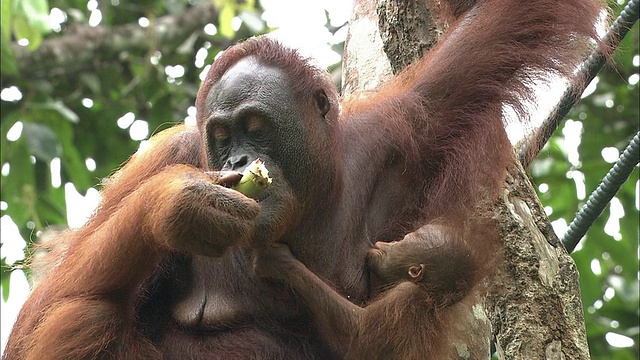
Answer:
[253,243,362,353]
[254,222,496,359]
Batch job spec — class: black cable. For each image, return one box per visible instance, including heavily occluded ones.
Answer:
[562,132,640,253]
[519,0,640,168]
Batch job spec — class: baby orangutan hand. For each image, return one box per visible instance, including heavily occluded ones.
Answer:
[252,243,300,281]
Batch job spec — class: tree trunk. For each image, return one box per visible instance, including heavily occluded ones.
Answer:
[343,1,591,359]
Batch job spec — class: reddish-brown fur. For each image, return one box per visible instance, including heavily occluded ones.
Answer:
[4,0,604,358]
[254,220,497,359]
[355,221,498,359]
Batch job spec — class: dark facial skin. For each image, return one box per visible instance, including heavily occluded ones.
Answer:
[198,57,340,250]
[200,57,315,244]
[204,57,318,195]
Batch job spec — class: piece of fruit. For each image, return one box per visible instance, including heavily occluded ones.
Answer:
[232,159,272,198]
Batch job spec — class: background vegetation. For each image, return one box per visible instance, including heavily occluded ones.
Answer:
[1,0,637,358]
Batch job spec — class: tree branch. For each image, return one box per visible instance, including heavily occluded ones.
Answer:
[10,3,223,80]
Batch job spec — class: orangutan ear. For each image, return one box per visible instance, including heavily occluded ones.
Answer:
[315,90,330,118]
[408,264,426,282]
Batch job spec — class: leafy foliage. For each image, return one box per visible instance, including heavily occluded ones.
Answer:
[2,0,51,74]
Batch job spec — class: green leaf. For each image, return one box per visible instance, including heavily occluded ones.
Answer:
[12,0,50,50]
[12,15,34,41]
[36,186,67,225]
[218,3,236,38]
[1,139,36,237]
[15,0,51,33]
[81,73,102,94]
[1,0,12,42]
[59,125,94,193]
[1,0,17,75]
[12,14,43,51]
[1,258,11,303]
[29,100,80,124]
[1,43,18,75]
[22,122,63,162]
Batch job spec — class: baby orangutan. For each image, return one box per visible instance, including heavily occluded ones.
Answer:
[253,222,496,359]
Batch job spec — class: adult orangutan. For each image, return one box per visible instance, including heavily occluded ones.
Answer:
[3,0,604,358]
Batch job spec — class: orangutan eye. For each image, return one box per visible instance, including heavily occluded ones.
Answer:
[211,125,230,142]
[245,114,266,134]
